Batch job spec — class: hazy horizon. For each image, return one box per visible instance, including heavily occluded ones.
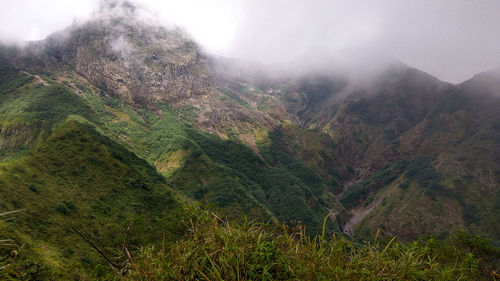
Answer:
[1,0,499,83]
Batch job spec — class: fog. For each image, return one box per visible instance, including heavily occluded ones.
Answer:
[1,0,499,83]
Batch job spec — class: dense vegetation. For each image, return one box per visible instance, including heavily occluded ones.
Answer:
[339,155,445,209]
[0,65,188,278]
[103,210,499,280]
[3,209,498,280]
[0,120,187,278]
[75,85,339,234]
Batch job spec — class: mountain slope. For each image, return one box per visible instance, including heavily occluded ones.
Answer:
[212,58,500,241]
[0,13,347,277]
[0,64,189,278]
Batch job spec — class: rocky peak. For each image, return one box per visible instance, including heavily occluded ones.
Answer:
[40,6,213,106]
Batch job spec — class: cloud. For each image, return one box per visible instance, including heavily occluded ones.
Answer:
[0,0,499,83]
[110,35,136,58]
[227,0,500,83]
[0,0,99,40]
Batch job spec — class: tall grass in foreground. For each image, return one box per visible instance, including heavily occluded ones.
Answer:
[118,211,499,281]
[0,210,48,280]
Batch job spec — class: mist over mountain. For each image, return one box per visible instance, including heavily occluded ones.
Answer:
[0,0,499,279]
[2,0,500,83]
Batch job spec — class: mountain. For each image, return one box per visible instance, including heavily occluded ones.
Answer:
[212,58,500,240]
[461,66,500,97]
[0,7,346,278]
[0,2,499,278]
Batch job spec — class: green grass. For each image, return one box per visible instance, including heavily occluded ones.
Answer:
[0,69,96,158]
[115,210,500,280]
[0,120,187,279]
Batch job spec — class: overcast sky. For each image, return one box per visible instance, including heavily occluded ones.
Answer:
[1,0,499,83]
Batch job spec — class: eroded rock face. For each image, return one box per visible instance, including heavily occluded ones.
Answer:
[33,13,280,144]
[42,17,213,106]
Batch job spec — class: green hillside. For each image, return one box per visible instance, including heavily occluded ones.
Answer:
[214,61,500,241]
[0,4,499,279]
[0,120,187,278]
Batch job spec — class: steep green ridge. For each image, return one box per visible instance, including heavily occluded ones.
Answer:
[0,62,95,149]
[0,120,186,279]
[0,66,187,278]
